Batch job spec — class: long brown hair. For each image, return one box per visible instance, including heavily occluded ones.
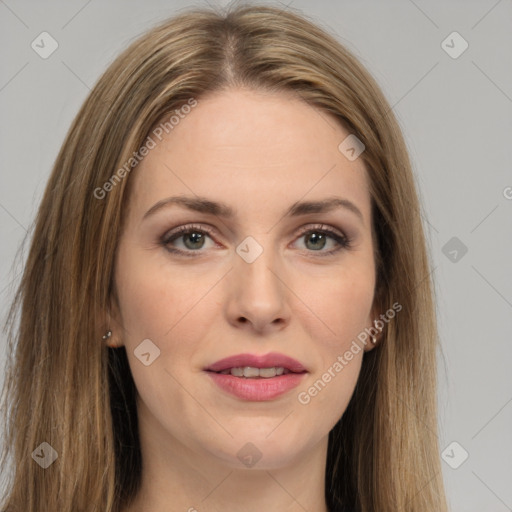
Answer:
[0,4,448,511]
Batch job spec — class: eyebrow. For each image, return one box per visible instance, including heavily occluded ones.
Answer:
[143,195,364,222]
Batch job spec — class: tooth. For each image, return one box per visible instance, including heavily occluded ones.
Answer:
[243,366,260,378]
[230,367,244,377]
[226,366,289,378]
[259,367,277,378]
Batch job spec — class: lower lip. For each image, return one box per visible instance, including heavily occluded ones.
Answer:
[206,372,306,401]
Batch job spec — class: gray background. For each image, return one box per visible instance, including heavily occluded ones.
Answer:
[1,1,511,510]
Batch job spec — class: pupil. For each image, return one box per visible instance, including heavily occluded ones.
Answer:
[184,232,204,249]
[306,232,326,250]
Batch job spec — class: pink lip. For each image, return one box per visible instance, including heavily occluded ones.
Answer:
[204,352,308,401]
[205,352,307,373]
[207,372,306,401]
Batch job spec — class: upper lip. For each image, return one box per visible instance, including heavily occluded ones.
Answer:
[205,352,308,373]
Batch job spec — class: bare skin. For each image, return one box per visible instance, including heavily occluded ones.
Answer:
[111,87,378,512]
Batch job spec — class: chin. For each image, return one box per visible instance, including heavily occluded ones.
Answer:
[198,427,317,470]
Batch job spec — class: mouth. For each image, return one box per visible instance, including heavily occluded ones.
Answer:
[204,351,308,375]
[204,352,308,401]
[211,366,301,378]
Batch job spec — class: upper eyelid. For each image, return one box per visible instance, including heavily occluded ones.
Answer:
[295,223,345,237]
[163,223,216,241]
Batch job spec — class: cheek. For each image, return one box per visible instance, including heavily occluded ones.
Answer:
[113,248,212,424]
[295,264,375,351]
[113,245,224,399]
[114,245,211,341]
[292,265,374,409]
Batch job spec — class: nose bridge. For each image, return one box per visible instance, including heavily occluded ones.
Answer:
[226,234,289,329]
[235,234,282,297]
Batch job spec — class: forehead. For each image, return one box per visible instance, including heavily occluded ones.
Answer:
[129,88,371,220]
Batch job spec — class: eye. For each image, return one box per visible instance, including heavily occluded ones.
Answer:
[161,224,217,255]
[293,224,351,255]
[161,223,351,257]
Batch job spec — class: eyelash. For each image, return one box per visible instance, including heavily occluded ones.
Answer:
[161,223,351,258]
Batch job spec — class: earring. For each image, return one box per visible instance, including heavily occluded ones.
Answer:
[371,334,377,344]
[102,330,112,341]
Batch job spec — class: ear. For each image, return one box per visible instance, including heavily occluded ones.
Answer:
[363,299,384,352]
[102,291,125,348]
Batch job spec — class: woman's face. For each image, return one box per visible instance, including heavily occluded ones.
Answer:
[112,87,377,470]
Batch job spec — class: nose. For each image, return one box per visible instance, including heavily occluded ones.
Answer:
[224,242,291,334]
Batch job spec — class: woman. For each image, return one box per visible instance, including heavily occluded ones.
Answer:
[0,4,448,511]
